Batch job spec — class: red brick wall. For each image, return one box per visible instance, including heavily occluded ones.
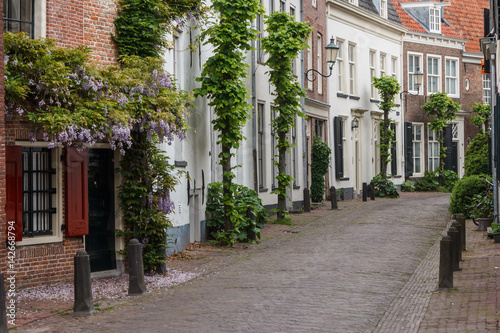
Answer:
[304,0,328,104]
[46,0,118,65]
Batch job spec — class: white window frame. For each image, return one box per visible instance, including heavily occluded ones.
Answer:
[380,52,386,77]
[336,39,344,93]
[280,0,286,12]
[307,35,313,91]
[391,56,398,80]
[408,52,423,94]
[348,43,357,95]
[483,74,492,104]
[445,57,459,97]
[369,50,377,99]
[427,55,441,94]
[380,0,388,18]
[257,102,266,190]
[290,4,295,17]
[317,33,323,94]
[429,7,441,34]
[412,123,424,177]
[428,129,440,172]
[312,0,317,8]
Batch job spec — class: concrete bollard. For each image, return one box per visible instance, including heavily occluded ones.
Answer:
[303,188,311,213]
[362,182,368,202]
[456,213,466,251]
[330,186,338,210]
[452,221,462,261]
[370,181,375,201]
[438,235,453,289]
[128,239,147,296]
[1,273,9,333]
[73,250,94,316]
[448,226,460,272]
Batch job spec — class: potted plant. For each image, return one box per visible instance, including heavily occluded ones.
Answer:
[490,222,500,243]
[470,193,494,231]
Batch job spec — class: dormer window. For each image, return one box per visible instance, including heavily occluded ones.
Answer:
[380,0,388,18]
[429,7,441,33]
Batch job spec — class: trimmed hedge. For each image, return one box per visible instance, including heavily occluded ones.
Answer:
[449,175,492,218]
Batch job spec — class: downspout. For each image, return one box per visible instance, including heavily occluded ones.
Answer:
[301,0,308,189]
[491,53,498,223]
[252,31,258,192]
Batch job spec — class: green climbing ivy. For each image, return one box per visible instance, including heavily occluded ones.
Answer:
[311,136,331,202]
[471,102,491,134]
[373,75,400,180]
[261,12,312,220]
[195,0,263,240]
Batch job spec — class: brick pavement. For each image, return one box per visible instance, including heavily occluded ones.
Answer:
[14,192,496,333]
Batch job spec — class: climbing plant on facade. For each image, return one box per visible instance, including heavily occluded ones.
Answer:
[471,102,491,134]
[195,0,263,239]
[372,75,400,180]
[422,92,461,173]
[261,12,312,220]
[311,136,331,202]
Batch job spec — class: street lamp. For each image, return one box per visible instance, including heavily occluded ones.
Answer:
[401,68,423,96]
[305,37,340,82]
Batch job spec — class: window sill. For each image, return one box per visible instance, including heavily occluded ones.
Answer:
[293,185,301,190]
[259,187,269,193]
[337,92,349,98]
[16,235,63,247]
[370,98,380,103]
[339,177,350,181]
[349,95,361,100]
[175,160,188,167]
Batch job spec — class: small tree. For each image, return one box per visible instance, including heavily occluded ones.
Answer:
[372,75,400,180]
[195,0,263,235]
[422,92,461,173]
[261,12,312,220]
[471,102,491,134]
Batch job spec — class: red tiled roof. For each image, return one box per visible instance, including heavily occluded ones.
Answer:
[445,0,489,53]
[392,0,485,48]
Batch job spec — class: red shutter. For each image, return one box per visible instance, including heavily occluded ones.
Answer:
[65,147,89,237]
[6,146,23,241]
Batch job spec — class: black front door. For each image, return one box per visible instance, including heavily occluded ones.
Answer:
[87,149,116,272]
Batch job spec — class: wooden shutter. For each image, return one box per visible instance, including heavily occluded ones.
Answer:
[6,146,23,241]
[391,123,397,176]
[334,117,344,179]
[65,147,89,237]
[404,122,413,178]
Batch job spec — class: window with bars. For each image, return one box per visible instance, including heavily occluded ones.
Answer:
[4,0,34,38]
[22,147,56,237]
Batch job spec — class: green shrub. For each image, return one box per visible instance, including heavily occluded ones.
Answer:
[206,182,267,245]
[311,136,331,202]
[401,180,415,192]
[415,171,439,191]
[370,175,399,198]
[464,132,490,177]
[440,170,459,192]
[449,175,492,217]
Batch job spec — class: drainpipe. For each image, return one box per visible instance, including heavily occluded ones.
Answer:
[252,37,258,192]
[491,53,498,223]
[300,0,308,189]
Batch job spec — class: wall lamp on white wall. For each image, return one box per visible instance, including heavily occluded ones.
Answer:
[305,37,339,82]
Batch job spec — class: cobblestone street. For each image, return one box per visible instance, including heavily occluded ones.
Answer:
[17,192,478,332]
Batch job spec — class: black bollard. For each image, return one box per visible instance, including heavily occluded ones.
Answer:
[438,235,453,289]
[73,250,94,316]
[1,273,9,333]
[452,221,462,261]
[370,181,375,200]
[330,186,338,210]
[247,206,257,241]
[448,226,460,272]
[456,213,466,251]
[128,239,147,295]
[362,182,367,202]
[303,188,311,213]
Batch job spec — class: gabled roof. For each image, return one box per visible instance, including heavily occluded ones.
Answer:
[445,0,489,53]
[359,0,402,25]
[392,0,464,40]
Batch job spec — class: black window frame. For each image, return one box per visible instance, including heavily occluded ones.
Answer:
[3,0,35,38]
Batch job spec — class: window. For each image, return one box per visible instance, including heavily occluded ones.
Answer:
[380,0,387,18]
[4,0,34,38]
[315,119,324,139]
[258,103,266,189]
[290,5,295,17]
[292,117,298,187]
[380,53,386,77]
[445,58,458,96]
[337,40,344,93]
[390,123,398,176]
[429,7,441,34]
[427,56,440,94]
[317,33,323,94]
[408,53,422,93]
[307,35,313,91]
[256,9,263,62]
[334,117,344,179]
[412,124,423,175]
[391,57,397,79]
[312,0,317,8]
[483,74,492,104]
[22,147,55,237]
[452,122,459,140]
[348,43,356,95]
[369,50,376,99]
[280,0,286,12]
[428,129,440,172]
[373,120,381,175]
